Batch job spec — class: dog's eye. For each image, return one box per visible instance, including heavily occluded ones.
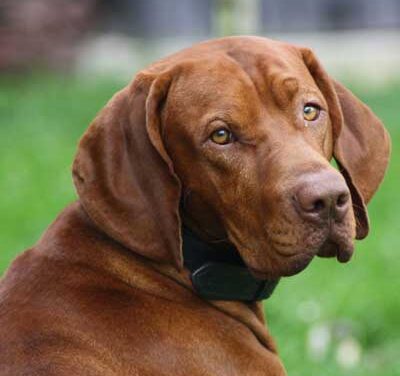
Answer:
[210,128,234,145]
[303,104,320,122]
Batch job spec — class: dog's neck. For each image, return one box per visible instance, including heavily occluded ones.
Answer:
[182,226,279,301]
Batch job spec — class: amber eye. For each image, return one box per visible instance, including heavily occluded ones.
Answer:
[303,104,320,121]
[210,128,234,145]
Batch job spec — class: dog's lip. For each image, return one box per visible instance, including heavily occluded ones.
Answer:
[273,246,313,258]
[317,239,337,258]
[271,242,318,258]
[336,246,354,263]
[272,227,354,262]
[317,236,354,263]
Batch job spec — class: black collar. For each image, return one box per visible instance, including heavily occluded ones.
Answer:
[182,226,279,301]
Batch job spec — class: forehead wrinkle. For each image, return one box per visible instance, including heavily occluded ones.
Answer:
[225,48,304,111]
[270,74,300,109]
[225,49,274,104]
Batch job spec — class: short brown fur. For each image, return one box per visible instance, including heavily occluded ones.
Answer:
[0,37,390,375]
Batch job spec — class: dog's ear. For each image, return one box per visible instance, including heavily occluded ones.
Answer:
[72,70,183,268]
[300,47,391,239]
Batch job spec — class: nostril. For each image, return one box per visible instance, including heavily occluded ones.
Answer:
[336,193,349,208]
[293,172,351,224]
[312,199,326,213]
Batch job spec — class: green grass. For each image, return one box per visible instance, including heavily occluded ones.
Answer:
[0,74,399,375]
[0,74,124,267]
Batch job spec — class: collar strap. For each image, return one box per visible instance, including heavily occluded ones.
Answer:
[182,226,279,301]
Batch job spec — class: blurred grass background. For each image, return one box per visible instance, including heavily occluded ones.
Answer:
[0,73,398,375]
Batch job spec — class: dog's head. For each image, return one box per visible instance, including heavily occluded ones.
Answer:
[73,37,390,279]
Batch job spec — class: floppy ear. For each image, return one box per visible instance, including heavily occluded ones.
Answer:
[300,47,391,239]
[72,71,183,268]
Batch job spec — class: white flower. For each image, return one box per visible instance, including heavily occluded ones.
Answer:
[335,336,362,369]
[307,323,331,361]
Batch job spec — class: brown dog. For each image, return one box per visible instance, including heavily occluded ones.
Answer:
[0,37,390,375]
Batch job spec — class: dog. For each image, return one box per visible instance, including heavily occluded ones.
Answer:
[0,36,391,375]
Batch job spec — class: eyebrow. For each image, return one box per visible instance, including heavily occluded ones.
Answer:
[270,75,300,109]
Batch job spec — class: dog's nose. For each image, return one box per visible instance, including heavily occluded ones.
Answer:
[294,171,350,224]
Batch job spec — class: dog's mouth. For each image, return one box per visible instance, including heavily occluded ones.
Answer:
[276,221,355,260]
[237,224,355,280]
[317,230,354,263]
